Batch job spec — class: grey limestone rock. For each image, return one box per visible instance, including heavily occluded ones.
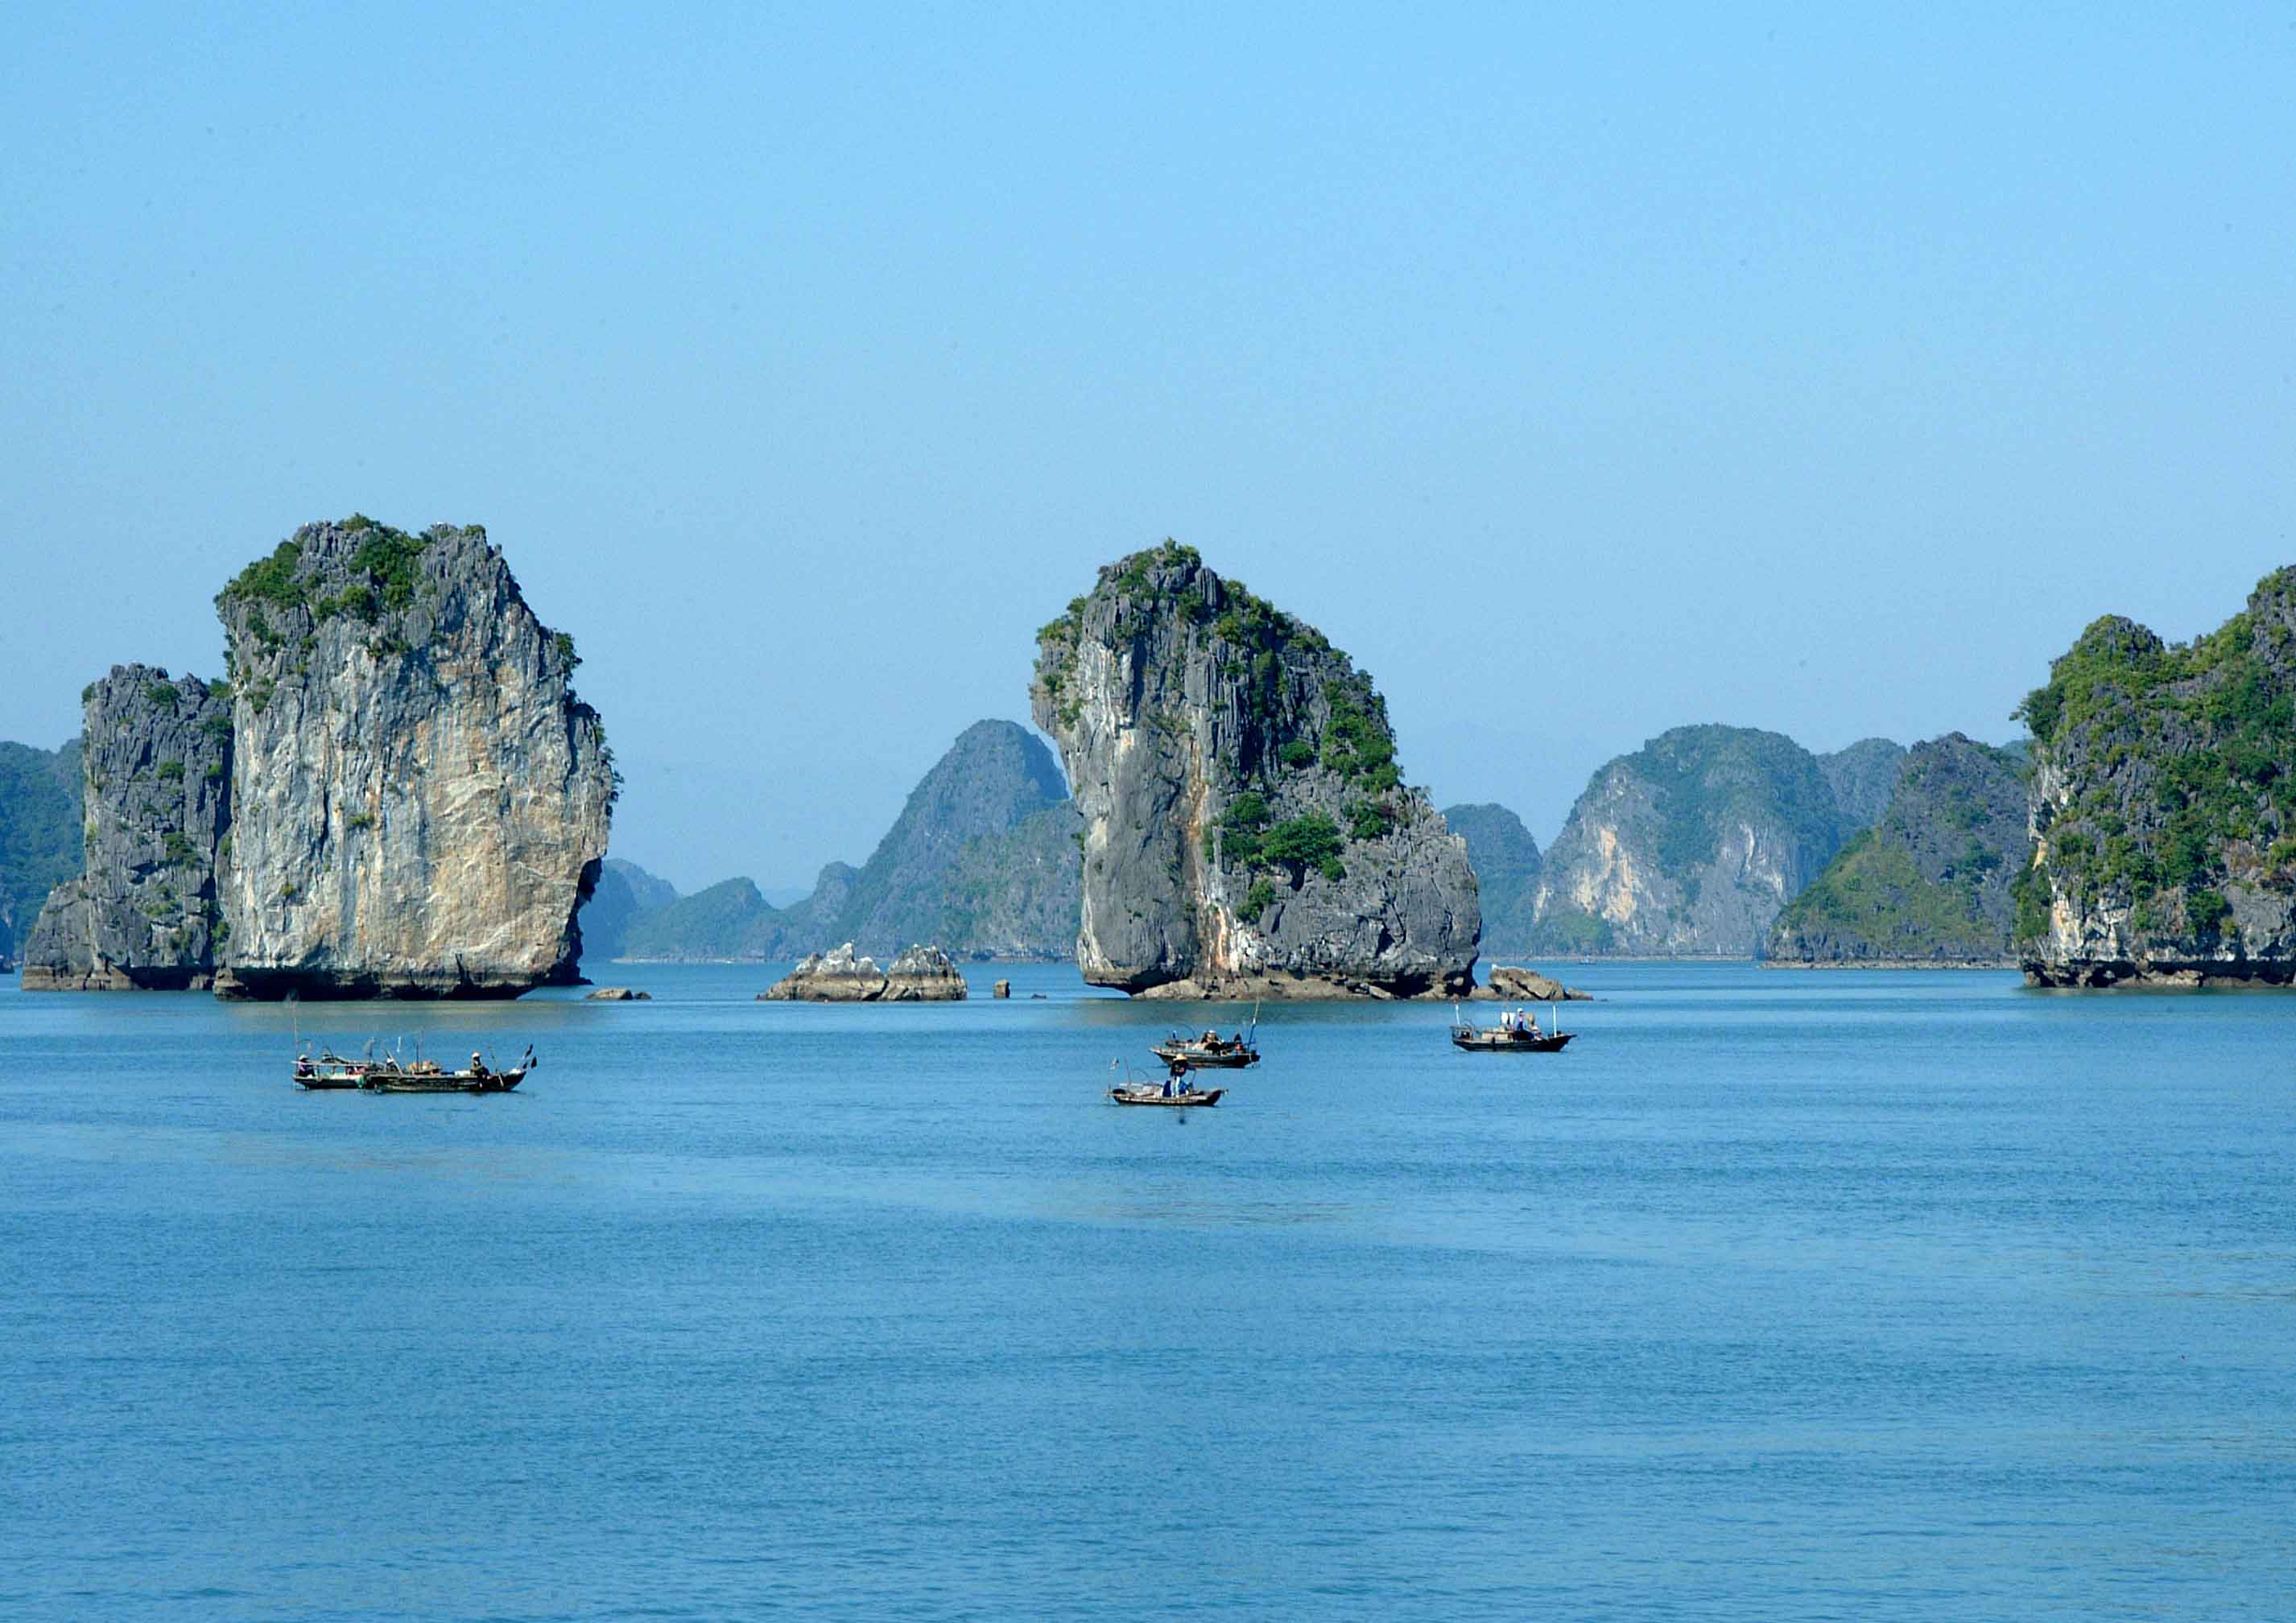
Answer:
[758,941,886,1001]
[881,943,968,1001]
[23,667,232,991]
[211,518,613,999]
[585,986,651,1001]
[1030,542,1479,998]
[1817,737,1908,832]
[1470,964,1591,1001]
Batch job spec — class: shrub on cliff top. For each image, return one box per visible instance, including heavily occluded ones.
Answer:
[1263,812,1345,883]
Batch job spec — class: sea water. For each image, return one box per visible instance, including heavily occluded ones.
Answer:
[1,962,2290,1620]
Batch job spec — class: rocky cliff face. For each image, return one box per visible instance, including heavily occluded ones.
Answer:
[1441,803,1542,956]
[0,737,81,967]
[212,518,613,998]
[1818,738,1907,832]
[23,668,231,989]
[1767,733,2030,965]
[1030,542,1478,998]
[1531,725,1848,956]
[2018,571,2296,986]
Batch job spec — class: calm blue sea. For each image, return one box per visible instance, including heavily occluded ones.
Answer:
[2,961,2290,1620]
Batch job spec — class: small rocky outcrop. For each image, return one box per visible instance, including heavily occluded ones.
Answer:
[23,667,233,990]
[1469,964,1591,1001]
[758,941,968,1001]
[585,986,650,1001]
[1530,725,1852,957]
[211,518,613,998]
[2017,571,2296,986]
[1767,733,2029,967]
[1030,542,1479,999]
[881,944,968,1000]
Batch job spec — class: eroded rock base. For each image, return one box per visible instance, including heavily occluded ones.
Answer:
[2022,958,2296,989]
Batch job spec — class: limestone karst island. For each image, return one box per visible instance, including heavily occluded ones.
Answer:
[1032,542,1480,999]
[21,518,611,999]
[8,531,2296,997]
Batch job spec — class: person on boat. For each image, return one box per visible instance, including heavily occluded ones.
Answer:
[295,1054,315,1080]
[469,1051,489,1080]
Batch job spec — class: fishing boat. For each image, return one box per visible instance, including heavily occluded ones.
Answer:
[1450,1004,1574,1053]
[360,1045,536,1094]
[293,1045,390,1090]
[1106,1058,1226,1106]
[1151,1005,1261,1068]
[1109,1082,1225,1107]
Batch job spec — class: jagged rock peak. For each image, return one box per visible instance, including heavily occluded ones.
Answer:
[2017,568,2296,987]
[1030,540,1479,998]
[212,517,614,999]
[23,665,232,990]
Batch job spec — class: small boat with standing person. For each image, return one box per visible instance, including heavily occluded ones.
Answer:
[1107,1059,1227,1107]
[1450,1003,1573,1053]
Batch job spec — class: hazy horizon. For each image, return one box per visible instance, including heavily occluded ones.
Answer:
[6,7,2290,891]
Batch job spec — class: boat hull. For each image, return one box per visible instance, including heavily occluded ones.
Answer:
[1450,1030,1573,1053]
[361,1068,528,1094]
[1150,1046,1258,1068]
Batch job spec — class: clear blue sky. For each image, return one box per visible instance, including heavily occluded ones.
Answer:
[5,5,2291,892]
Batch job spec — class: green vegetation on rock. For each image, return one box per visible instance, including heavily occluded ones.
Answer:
[2017,571,2296,956]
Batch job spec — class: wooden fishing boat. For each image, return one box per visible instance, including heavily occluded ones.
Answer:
[1451,1005,1573,1052]
[294,1047,386,1089]
[1108,1084,1225,1107]
[1450,1026,1572,1053]
[359,1045,536,1093]
[1152,1005,1261,1069]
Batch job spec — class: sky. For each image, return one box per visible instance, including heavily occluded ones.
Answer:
[4,4,2292,893]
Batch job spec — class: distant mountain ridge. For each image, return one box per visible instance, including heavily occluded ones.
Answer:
[1441,803,1542,956]
[0,737,83,964]
[1767,733,2030,965]
[611,721,1081,962]
[1526,725,1889,957]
